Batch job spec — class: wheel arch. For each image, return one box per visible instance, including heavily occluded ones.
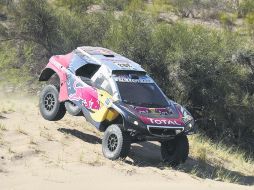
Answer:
[39,68,57,81]
[99,107,125,132]
[39,65,68,102]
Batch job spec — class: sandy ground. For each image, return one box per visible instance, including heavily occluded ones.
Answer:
[0,94,253,190]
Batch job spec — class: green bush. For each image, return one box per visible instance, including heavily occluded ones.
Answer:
[104,11,153,65]
[219,12,237,30]
[56,11,113,53]
[245,12,254,38]
[13,0,60,55]
[239,0,254,18]
[105,12,254,150]
[103,0,130,11]
[153,24,254,149]
[54,0,96,13]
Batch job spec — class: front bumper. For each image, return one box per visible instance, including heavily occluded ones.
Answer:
[124,119,195,141]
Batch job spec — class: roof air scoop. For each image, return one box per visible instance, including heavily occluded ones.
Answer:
[103,54,115,57]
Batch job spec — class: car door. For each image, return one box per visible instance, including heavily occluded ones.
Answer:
[67,63,100,112]
[89,74,119,124]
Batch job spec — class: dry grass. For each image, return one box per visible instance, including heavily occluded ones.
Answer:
[84,150,103,166]
[0,138,4,146]
[40,131,54,141]
[79,150,85,162]
[8,146,15,154]
[0,101,15,114]
[0,123,7,131]
[0,123,6,146]
[16,126,28,135]
[190,134,254,174]
[179,134,254,184]
[29,137,37,145]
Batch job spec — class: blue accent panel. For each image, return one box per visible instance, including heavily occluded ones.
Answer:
[68,54,88,73]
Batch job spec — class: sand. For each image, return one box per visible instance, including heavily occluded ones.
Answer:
[0,94,253,190]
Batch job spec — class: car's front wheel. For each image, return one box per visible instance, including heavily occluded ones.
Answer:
[39,85,66,121]
[161,135,189,166]
[102,124,131,160]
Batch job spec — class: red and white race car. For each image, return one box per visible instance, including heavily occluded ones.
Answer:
[39,46,195,165]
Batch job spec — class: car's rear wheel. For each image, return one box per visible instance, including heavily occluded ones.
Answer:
[39,85,66,121]
[161,135,189,166]
[65,101,82,116]
[102,124,131,160]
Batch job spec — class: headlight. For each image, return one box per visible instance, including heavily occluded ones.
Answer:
[127,115,140,126]
[187,119,195,128]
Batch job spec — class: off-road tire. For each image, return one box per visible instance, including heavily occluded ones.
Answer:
[161,135,189,166]
[39,85,66,121]
[102,124,131,160]
[65,101,82,116]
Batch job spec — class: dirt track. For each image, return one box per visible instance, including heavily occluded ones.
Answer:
[0,94,253,190]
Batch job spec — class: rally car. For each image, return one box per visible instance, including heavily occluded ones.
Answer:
[39,46,195,166]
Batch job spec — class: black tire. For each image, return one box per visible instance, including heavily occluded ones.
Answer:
[161,135,189,166]
[102,124,131,160]
[65,101,82,116]
[39,85,66,121]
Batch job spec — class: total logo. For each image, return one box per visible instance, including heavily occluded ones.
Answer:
[148,118,181,125]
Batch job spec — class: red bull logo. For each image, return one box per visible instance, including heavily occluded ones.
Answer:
[69,81,100,110]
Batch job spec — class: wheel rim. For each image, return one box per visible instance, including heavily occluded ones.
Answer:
[44,93,55,111]
[108,134,118,152]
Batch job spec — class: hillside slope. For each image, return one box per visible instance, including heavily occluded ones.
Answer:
[0,90,253,190]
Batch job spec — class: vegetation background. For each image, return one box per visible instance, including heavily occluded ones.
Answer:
[0,0,254,159]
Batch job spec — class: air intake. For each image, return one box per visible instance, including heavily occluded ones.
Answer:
[103,54,115,57]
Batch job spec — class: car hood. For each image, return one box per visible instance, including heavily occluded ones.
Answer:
[126,103,186,127]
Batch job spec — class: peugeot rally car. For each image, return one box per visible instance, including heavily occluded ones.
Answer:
[39,46,195,166]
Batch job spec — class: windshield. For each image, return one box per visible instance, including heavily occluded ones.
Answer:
[116,82,169,108]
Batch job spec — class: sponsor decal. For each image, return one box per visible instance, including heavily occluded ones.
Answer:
[148,118,181,125]
[116,62,133,69]
[115,77,153,83]
[157,109,170,115]
[132,106,171,116]
[69,81,100,110]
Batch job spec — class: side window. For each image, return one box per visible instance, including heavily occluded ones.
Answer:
[94,75,113,95]
[76,64,100,79]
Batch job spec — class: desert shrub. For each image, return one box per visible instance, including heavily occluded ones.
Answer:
[10,0,112,75]
[219,12,237,30]
[245,12,254,38]
[56,10,113,53]
[103,0,131,11]
[13,0,60,55]
[105,12,254,150]
[239,0,254,18]
[169,0,238,19]
[151,24,254,150]
[104,11,153,64]
[54,0,97,13]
